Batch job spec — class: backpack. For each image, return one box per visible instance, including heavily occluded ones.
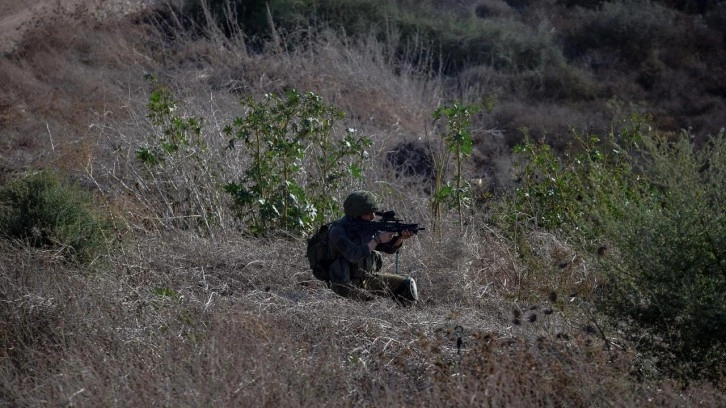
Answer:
[306,222,335,282]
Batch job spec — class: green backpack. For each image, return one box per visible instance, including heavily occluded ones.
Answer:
[306,222,335,282]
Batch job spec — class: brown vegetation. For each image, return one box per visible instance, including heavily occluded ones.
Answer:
[0,0,724,406]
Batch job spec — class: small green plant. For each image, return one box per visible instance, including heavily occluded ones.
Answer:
[151,287,181,300]
[0,171,108,264]
[224,89,370,235]
[431,102,480,230]
[136,75,205,166]
[131,76,226,234]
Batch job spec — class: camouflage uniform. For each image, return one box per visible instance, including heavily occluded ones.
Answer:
[328,191,418,304]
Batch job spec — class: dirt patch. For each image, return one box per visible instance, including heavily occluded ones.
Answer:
[0,0,157,55]
[0,0,163,181]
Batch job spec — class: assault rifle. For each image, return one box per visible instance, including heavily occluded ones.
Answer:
[349,210,425,237]
[348,211,424,274]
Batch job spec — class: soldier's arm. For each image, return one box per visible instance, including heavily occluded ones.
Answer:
[329,224,377,263]
[376,229,413,254]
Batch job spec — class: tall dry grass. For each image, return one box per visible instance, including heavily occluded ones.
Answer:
[0,1,724,406]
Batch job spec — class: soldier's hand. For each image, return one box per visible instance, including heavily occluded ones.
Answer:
[377,231,395,243]
[399,230,413,240]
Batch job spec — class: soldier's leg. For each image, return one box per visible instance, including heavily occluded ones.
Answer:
[362,273,418,303]
[330,278,375,301]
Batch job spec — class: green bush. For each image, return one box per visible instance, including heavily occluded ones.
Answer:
[502,116,725,384]
[223,89,371,236]
[0,171,108,264]
[596,130,726,384]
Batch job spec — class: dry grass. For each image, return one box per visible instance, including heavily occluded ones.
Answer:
[1,1,724,406]
[3,232,724,406]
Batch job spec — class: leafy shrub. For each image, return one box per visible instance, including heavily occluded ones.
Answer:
[501,116,726,384]
[223,89,371,235]
[131,76,229,234]
[596,130,726,384]
[507,133,584,231]
[0,171,108,264]
[431,102,481,230]
[130,78,370,237]
[136,76,205,166]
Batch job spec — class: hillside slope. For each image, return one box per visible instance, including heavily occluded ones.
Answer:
[0,1,724,405]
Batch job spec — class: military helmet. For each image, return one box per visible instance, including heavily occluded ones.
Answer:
[343,190,379,217]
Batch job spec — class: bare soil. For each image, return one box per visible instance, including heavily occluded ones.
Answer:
[0,0,154,54]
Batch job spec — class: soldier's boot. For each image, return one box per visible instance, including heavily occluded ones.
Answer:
[394,277,418,305]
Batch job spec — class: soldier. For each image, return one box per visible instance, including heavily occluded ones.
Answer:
[328,191,419,305]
